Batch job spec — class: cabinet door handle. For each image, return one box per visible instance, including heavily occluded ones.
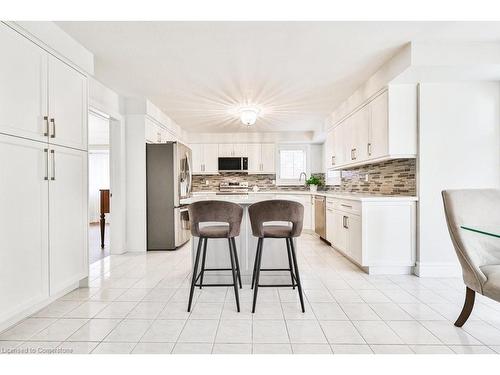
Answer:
[50,149,56,180]
[50,118,56,138]
[343,215,348,229]
[341,204,352,209]
[43,116,49,137]
[331,155,335,165]
[44,148,49,180]
[367,143,372,156]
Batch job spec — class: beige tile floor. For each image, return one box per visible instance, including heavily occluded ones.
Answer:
[2,234,500,354]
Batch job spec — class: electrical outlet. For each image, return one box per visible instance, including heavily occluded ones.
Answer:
[205,180,209,186]
[364,174,369,182]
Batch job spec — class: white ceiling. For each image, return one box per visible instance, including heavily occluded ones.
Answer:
[57,21,500,133]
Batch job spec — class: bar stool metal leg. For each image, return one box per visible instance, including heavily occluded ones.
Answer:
[252,238,264,313]
[199,238,208,289]
[188,237,204,312]
[231,237,242,289]
[251,245,259,290]
[288,237,305,312]
[285,237,296,290]
[228,238,240,312]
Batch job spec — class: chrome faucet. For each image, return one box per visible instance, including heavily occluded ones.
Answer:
[299,172,307,183]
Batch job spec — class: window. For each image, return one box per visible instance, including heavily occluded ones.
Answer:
[277,145,307,185]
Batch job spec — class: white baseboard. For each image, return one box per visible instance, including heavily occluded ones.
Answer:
[414,261,462,278]
[0,281,80,333]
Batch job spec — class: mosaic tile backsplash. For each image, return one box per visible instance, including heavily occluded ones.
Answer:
[191,158,416,196]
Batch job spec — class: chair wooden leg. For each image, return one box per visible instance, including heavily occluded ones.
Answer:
[455,287,476,327]
[187,237,203,312]
[198,238,208,289]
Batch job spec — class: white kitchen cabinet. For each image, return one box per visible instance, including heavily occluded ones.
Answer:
[333,122,346,166]
[218,144,233,157]
[325,85,416,169]
[350,105,370,162]
[247,144,261,173]
[48,145,88,295]
[346,213,362,264]
[218,143,248,157]
[233,143,247,157]
[48,55,87,151]
[203,144,219,173]
[0,25,89,330]
[0,24,48,143]
[324,130,334,169]
[326,196,416,275]
[0,135,49,324]
[247,143,275,174]
[191,143,203,173]
[261,144,275,173]
[368,90,389,159]
[191,143,219,174]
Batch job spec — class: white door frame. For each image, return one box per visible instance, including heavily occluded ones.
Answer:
[88,106,126,256]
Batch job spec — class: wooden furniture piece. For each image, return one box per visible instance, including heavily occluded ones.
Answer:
[99,189,110,248]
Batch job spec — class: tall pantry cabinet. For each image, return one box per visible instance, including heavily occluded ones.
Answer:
[0,23,88,326]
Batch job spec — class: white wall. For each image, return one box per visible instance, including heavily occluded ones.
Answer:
[88,151,110,223]
[416,82,500,277]
[89,79,127,255]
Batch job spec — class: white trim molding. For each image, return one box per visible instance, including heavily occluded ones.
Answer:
[414,261,462,278]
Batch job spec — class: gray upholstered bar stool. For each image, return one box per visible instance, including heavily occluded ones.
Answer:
[187,200,243,312]
[248,200,305,313]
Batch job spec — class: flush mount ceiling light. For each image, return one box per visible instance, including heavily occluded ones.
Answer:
[239,107,260,126]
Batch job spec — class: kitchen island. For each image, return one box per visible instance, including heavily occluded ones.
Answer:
[181,192,418,279]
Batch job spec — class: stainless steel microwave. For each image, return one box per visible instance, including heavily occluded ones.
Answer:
[218,157,248,172]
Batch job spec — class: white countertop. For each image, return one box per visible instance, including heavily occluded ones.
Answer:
[183,190,418,204]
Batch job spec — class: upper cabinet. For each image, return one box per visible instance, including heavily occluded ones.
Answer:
[48,56,87,151]
[191,143,218,174]
[0,24,88,151]
[218,143,247,157]
[145,118,176,144]
[325,85,417,170]
[247,143,275,174]
[0,24,47,143]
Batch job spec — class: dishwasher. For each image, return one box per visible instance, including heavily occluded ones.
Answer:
[314,195,326,239]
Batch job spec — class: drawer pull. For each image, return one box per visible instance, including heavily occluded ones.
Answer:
[340,204,352,208]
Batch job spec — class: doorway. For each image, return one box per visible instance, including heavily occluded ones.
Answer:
[88,109,111,263]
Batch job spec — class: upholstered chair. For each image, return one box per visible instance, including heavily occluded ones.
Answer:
[442,189,500,326]
[248,200,305,313]
[187,200,244,312]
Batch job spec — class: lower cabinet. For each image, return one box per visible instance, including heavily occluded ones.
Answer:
[326,197,416,275]
[0,135,49,324]
[48,145,88,295]
[0,134,87,327]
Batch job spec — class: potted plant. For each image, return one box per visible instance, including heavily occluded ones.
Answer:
[305,175,321,193]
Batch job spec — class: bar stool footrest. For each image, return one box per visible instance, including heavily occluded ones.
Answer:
[256,283,298,288]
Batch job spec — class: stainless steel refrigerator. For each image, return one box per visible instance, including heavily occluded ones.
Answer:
[146,142,192,250]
